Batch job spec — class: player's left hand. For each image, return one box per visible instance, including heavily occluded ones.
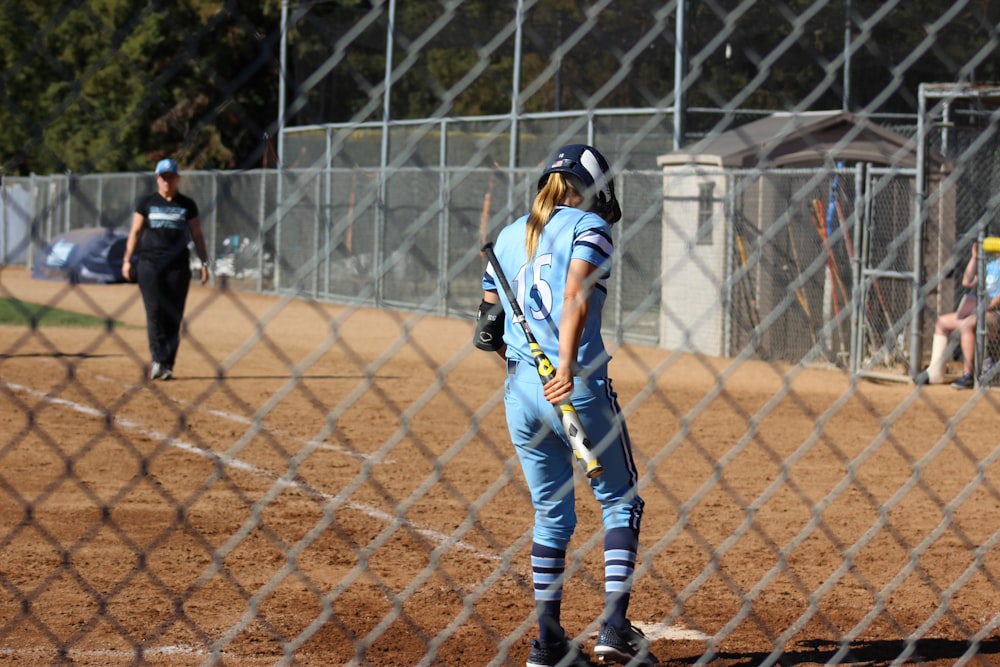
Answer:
[200,264,209,285]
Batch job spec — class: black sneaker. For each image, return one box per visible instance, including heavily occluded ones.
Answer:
[951,373,974,389]
[913,370,930,385]
[594,623,658,666]
[982,357,996,384]
[526,637,591,667]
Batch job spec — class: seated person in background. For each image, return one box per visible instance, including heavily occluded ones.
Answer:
[917,244,1000,388]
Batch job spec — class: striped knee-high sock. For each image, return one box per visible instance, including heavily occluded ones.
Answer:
[604,527,638,630]
[531,542,566,643]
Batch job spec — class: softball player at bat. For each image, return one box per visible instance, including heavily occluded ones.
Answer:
[474,145,654,667]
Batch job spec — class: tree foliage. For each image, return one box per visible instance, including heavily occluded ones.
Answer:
[1,0,997,176]
[0,0,282,175]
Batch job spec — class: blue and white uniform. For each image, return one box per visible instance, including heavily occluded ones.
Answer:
[479,144,650,661]
[483,206,644,548]
[985,258,1000,299]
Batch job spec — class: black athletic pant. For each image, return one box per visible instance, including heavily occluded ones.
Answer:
[137,258,191,369]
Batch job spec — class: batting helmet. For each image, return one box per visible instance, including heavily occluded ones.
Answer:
[538,144,622,224]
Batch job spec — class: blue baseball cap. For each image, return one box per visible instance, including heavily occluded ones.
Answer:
[155,158,179,175]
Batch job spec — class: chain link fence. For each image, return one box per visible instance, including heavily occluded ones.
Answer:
[4,2,1000,666]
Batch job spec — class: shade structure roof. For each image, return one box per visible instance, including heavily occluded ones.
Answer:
[658,110,948,170]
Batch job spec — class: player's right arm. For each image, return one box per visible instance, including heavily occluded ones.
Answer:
[544,257,598,406]
[122,211,146,280]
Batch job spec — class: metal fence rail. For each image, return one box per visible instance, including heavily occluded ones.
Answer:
[0,163,929,363]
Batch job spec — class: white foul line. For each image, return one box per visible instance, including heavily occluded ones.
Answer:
[3,380,708,648]
[92,373,392,463]
[3,380,496,561]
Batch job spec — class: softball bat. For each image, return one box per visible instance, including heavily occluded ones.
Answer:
[482,242,604,478]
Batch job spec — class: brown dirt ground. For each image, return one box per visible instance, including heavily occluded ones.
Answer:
[2,265,1000,666]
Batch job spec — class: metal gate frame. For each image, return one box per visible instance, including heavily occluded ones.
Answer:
[851,164,921,382]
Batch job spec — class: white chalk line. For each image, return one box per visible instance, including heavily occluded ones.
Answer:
[633,621,710,642]
[3,380,496,560]
[0,623,708,662]
[3,381,706,651]
[92,373,393,464]
[583,621,709,642]
[0,645,207,659]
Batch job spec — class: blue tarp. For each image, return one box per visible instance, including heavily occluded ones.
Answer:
[32,227,129,284]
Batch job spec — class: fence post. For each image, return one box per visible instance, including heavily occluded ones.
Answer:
[849,162,865,374]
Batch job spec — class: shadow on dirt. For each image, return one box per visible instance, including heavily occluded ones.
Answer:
[700,637,1000,665]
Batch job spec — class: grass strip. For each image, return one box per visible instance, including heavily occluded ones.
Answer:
[0,297,124,328]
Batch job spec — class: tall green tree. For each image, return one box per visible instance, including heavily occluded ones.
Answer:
[0,0,282,175]
[2,0,998,175]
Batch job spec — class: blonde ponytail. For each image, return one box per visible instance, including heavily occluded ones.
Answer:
[526,173,571,259]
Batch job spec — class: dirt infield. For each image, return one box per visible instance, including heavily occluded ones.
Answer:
[2,265,1000,666]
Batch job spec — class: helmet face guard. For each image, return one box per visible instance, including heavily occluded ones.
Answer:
[538,144,622,224]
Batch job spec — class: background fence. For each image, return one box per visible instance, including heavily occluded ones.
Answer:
[6,134,1000,371]
[4,2,1000,666]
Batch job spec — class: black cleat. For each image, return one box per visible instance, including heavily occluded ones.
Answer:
[951,373,974,389]
[594,623,658,666]
[526,637,592,667]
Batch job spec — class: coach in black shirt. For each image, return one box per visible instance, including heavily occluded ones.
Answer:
[122,158,209,381]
